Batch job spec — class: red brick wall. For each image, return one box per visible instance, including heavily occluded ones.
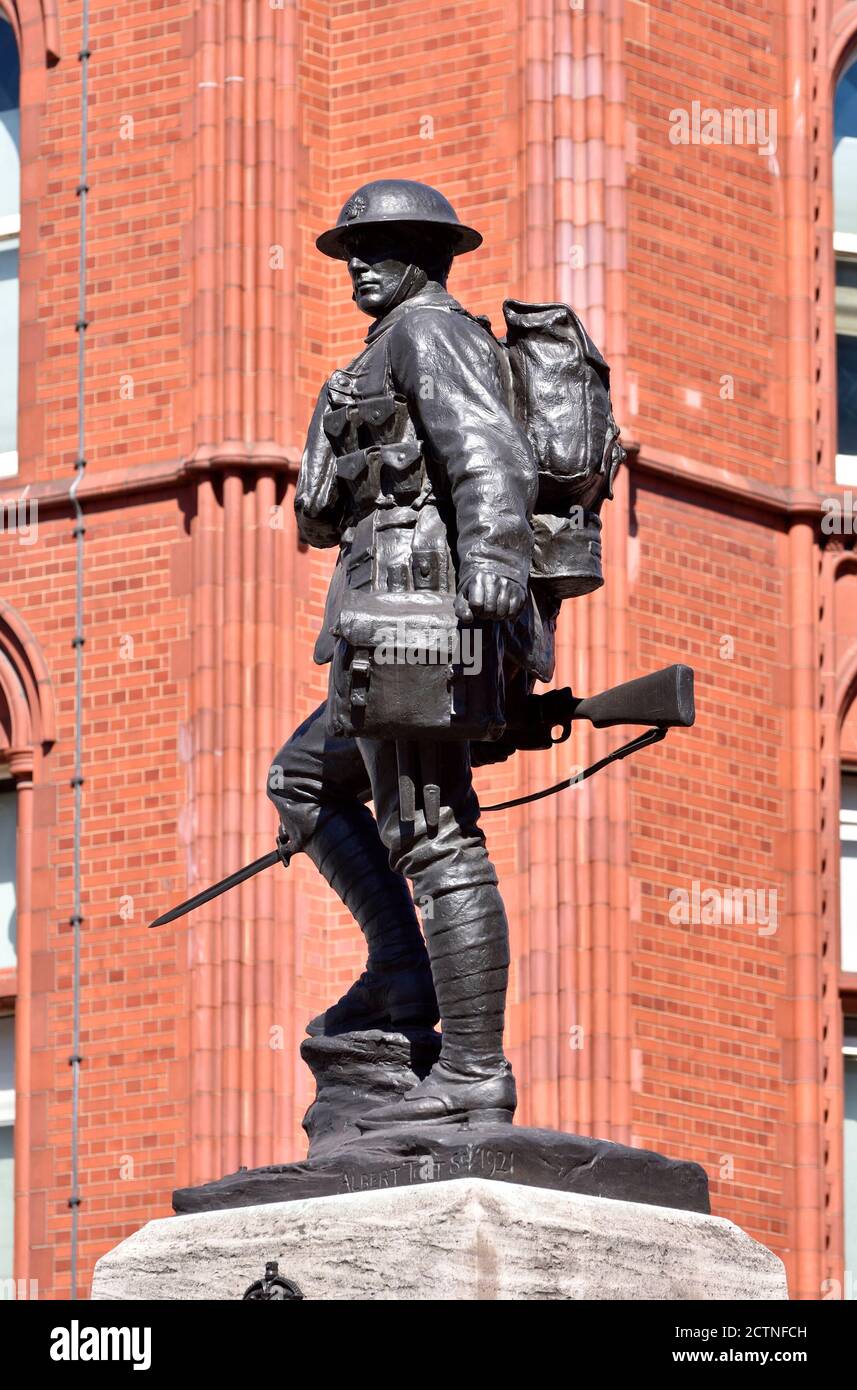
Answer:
[628,486,790,1252]
[7,0,195,1296]
[2,0,855,1300]
[625,0,784,484]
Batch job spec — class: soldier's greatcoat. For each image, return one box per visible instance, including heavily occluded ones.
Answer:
[295,282,557,686]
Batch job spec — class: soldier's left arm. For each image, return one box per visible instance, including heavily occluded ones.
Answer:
[294,383,344,549]
[392,310,537,607]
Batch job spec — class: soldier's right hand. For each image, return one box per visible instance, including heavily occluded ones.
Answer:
[455,573,526,622]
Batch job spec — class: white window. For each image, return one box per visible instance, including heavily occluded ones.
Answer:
[0,1013,13,1282]
[845,1016,857,1299]
[843,772,857,974]
[834,53,857,484]
[0,784,15,971]
[0,17,18,479]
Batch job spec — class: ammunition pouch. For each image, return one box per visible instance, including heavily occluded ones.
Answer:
[326,590,505,742]
[334,440,424,517]
[323,395,401,438]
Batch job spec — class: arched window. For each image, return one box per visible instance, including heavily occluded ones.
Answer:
[835,51,857,482]
[0,16,19,479]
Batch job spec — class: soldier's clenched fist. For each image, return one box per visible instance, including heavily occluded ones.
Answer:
[455,573,527,622]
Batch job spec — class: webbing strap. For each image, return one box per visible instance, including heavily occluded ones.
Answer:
[481,726,667,813]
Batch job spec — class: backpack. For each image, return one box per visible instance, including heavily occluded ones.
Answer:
[502,300,625,598]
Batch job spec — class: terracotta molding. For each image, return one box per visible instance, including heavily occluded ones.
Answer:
[185,467,300,1181]
[5,442,850,533]
[40,0,59,66]
[0,600,56,747]
[783,0,825,1300]
[816,8,857,1297]
[188,476,222,1183]
[182,0,300,1182]
[628,446,819,520]
[831,5,857,74]
[11,770,33,1285]
[187,0,298,462]
[517,0,631,1143]
[807,0,857,1302]
[820,553,851,1289]
[273,478,298,1157]
[0,605,53,1287]
[515,0,551,1126]
[825,8,857,1306]
[9,440,853,528]
[520,0,563,1132]
[835,639,857,726]
[0,1,59,67]
[0,451,300,515]
[220,470,243,1175]
[250,473,277,1165]
[602,0,632,1148]
[627,442,857,524]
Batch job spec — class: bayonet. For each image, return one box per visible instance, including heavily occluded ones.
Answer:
[149,834,291,929]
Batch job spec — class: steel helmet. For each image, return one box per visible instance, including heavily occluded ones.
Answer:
[316,179,482,260]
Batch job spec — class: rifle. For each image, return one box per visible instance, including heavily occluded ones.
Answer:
[480,662,694,811]
[149,663,694,928]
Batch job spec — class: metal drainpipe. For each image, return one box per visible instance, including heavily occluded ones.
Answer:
[67,0,90,1301]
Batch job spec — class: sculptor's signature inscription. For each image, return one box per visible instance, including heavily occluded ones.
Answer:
[339,1145,515,1194]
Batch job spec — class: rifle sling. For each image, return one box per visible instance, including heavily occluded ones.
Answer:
[480,726,667,814]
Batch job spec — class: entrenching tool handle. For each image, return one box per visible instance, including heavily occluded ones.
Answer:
[396,740,441,831]
[396,740,417,823]
[419,742,441,833]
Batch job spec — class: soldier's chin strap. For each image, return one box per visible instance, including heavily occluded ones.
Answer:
[353,264,428,313]
[480,725,667,814]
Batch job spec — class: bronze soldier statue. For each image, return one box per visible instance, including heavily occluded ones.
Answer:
[152,180,697,1149]
[266,178,616,1129]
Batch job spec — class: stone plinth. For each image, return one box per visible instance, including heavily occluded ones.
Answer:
[92,1177,788,1302]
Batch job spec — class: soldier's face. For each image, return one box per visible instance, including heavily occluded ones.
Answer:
[344,230,426,317]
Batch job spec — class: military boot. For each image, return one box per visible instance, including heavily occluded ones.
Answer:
[357,882,516,1125]
[302,805,439,1037]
